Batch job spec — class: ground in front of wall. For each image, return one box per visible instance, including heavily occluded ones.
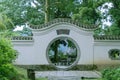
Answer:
[35,71,102,80]
[36,77,103,80]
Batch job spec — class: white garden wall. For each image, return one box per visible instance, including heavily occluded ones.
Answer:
[12,19,120,69]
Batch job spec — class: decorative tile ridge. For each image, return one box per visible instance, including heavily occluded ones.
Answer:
[11,36,33,41]
[94,35,120,40]
[29,18,98,30]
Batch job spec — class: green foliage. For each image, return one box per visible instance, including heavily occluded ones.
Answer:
[15,67,30,80]
[0,13,19,37]
[73,7,100,24]
[0,38,29,80]
[72,0,102,25]
[48,0,79,19]
[0,30,19,38]
[0,0,120,35]
[94,25,120,35]
[0,38,17,63]
[0,38,17,80]
[0,0,45,25]
[0,64,17,80]
[0,14,14,31]
[102,67,120,80]
[108,0,120,27]
[15,26,33,36]
[0,0,81,25]
[108,24,120,35]
[102,0,120,35]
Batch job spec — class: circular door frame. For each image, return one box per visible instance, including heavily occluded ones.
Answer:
[46,36,80,70]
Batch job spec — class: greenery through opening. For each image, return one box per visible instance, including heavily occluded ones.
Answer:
[109,49,120,60]
[48,38,77,69]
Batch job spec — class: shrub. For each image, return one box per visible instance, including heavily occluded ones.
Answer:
[0,38,28,80]
[102,67,120,80]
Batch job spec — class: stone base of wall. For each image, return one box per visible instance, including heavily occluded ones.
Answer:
[15,64,120,71]
[15,65,97,71]
[95,64,120,70]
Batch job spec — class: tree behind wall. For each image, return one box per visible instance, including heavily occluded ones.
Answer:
[0,13,14,31]
[72,0,105,25]
[0,0,120,35]
[0,14,19,37]
[0,0,80,25]
[108,0,120,35]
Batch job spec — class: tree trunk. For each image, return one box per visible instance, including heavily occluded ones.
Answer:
[45,0,49,23]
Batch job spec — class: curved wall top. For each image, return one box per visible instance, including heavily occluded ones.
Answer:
[29,18,98,31]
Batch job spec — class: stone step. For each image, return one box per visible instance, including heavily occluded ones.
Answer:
[48,76,81,80]
[35,71,101,78]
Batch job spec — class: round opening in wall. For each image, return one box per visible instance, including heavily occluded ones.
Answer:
[47,37,80,70]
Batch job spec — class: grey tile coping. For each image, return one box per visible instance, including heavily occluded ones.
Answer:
[94,35,120,40]
[29,18,97,30]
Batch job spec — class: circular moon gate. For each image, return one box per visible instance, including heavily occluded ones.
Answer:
[47,37,80,70]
